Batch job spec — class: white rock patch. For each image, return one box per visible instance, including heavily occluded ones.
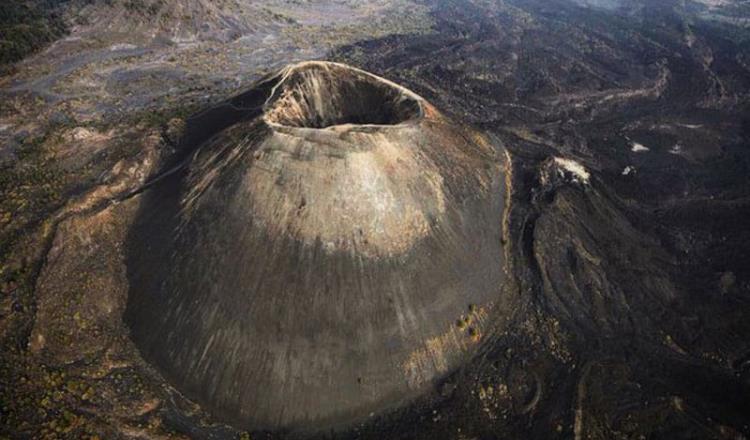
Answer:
[110,43,137,51]
[554,157,590,184]
[678,123,703,129]
[70,127,97,141]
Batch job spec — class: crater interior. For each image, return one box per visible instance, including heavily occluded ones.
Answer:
[264,62,422,129]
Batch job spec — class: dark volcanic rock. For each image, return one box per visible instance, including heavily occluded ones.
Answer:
[124,62,510,432]
[4,1,750,439]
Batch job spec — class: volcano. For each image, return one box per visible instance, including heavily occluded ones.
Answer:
[124,62,509,431]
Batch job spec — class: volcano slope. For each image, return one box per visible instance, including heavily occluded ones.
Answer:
[124,61,510,432]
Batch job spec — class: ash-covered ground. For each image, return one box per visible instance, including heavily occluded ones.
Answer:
[1,0,750,439]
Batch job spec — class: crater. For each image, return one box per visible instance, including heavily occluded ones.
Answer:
[263,61,422,129]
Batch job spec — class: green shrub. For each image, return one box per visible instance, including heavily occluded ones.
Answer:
[0,1,68,66]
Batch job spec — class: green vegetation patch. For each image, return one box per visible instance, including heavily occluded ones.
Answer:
[0,0,68,66]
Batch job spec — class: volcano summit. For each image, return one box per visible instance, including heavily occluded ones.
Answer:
[124,62,510,431]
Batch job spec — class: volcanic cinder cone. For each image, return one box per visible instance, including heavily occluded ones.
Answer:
[125,61,508,431]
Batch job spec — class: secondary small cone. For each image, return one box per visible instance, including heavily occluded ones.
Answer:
[125,61,508,431]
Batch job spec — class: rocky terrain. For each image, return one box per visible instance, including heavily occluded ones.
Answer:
[1,0,750,439]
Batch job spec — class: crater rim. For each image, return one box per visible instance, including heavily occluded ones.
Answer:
[262,61,426,132]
